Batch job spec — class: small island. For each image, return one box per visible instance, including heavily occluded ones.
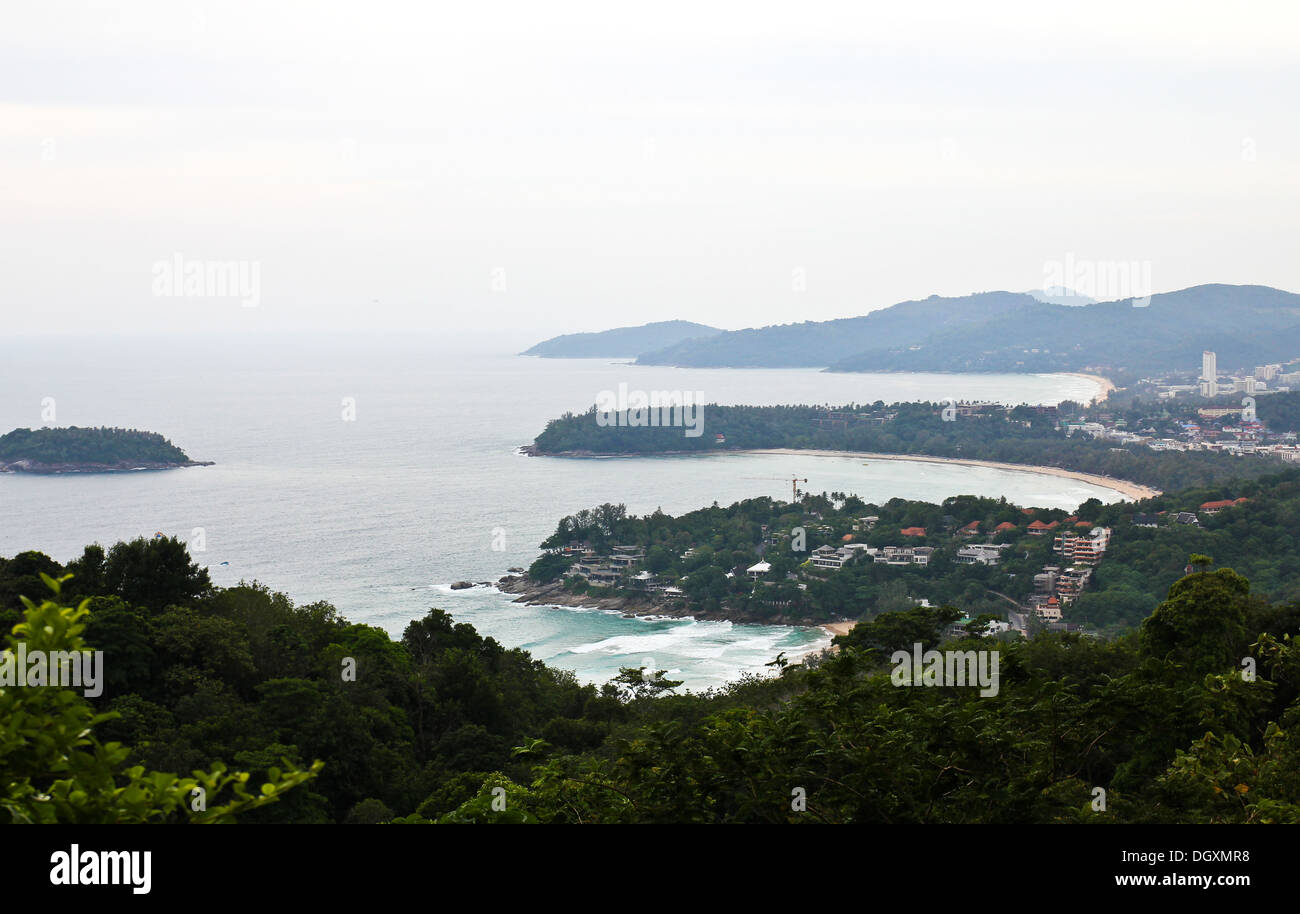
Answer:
[0,426,212,474]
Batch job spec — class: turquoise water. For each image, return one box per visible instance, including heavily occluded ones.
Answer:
[0,333,1113,690]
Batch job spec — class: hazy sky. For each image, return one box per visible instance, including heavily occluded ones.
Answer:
[4,0,1299,339]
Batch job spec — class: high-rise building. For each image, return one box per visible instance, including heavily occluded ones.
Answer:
[1201,350,1218,398]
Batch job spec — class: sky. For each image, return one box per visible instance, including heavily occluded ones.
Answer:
[3,0,1299,340]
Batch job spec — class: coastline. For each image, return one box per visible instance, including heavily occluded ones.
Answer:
[525,443,1160,500]
[1063,372,1116,403]
[0,459,214,474]
[495,573,853,629]
[821,621,857,637]
[743,448,1160,501]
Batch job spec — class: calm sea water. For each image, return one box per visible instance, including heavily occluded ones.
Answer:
[0,333,1112,690]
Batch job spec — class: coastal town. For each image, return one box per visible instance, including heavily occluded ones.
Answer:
[506,470,1257,641]
[1075,350,1300,461]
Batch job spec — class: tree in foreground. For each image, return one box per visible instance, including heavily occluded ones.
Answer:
[0,574,320,824]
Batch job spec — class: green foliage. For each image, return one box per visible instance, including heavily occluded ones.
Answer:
[1140,568,1253,676]
[6,529,1299,824]
[527,551,573,584]
[0,426,191,466]
[533,401,1277,493]
[0,574,319,823]
[838,603,964,656]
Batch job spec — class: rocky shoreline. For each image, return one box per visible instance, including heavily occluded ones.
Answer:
[0,459,215,474]
[495,573,842,627]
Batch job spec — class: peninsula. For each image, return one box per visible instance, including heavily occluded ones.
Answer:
[527,398,1289,495]
[503,462,1296,636]
[0,427,212,474]
[521,320,722,358]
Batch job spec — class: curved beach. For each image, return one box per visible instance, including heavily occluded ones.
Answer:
[1063,372,1116,403]
[743,448,1160,501]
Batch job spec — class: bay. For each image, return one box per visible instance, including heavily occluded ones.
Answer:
[0,333,1112,690]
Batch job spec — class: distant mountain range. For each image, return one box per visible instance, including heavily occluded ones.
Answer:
[1029,286,1097,306]
[521,320,722,358]
[622,284,1300,375]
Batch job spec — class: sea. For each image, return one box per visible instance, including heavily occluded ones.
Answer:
[0,332,1115,691]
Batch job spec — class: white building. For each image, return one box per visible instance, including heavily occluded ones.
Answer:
[954,543,1010,566]
[871,546,934,566]
[1200,350,1218,398]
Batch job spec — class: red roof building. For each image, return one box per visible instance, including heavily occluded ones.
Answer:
[1200,499,1237,515]
[900,527,927,537]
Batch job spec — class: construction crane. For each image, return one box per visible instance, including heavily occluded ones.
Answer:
[741,476,809,503]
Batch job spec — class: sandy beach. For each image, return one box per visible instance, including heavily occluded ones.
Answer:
[744,448,1161,501]
[820,621,857,637]
[1064,372,1117,403]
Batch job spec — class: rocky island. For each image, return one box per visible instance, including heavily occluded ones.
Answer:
[0,426,213,474]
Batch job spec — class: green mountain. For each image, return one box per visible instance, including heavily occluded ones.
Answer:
[634,292,1042,367]
[521,320,722,358]
[830,284,1300,374]
[633,284,1300,374]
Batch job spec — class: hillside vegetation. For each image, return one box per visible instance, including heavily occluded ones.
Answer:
[532,401,1279,493]
[4,536,1298,823]
[0,426,192,467]
[633,284,1300,373]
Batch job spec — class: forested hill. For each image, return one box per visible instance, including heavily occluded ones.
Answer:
[6,533,1300,823]
[830,284,1300,374]
[633,284,1300,373]
[530,401,1278,493]
[521,320,722,358]
[523,468,1300,632]
[0,426,204,471]
[635,291,1038,367]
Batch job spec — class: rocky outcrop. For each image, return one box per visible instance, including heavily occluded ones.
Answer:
[0,459,215,474]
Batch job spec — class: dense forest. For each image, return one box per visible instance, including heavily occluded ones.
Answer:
[3,536,1299,823]
[1257,390,1300,433]
[0,426,193,467]
[532,400,1279,492]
